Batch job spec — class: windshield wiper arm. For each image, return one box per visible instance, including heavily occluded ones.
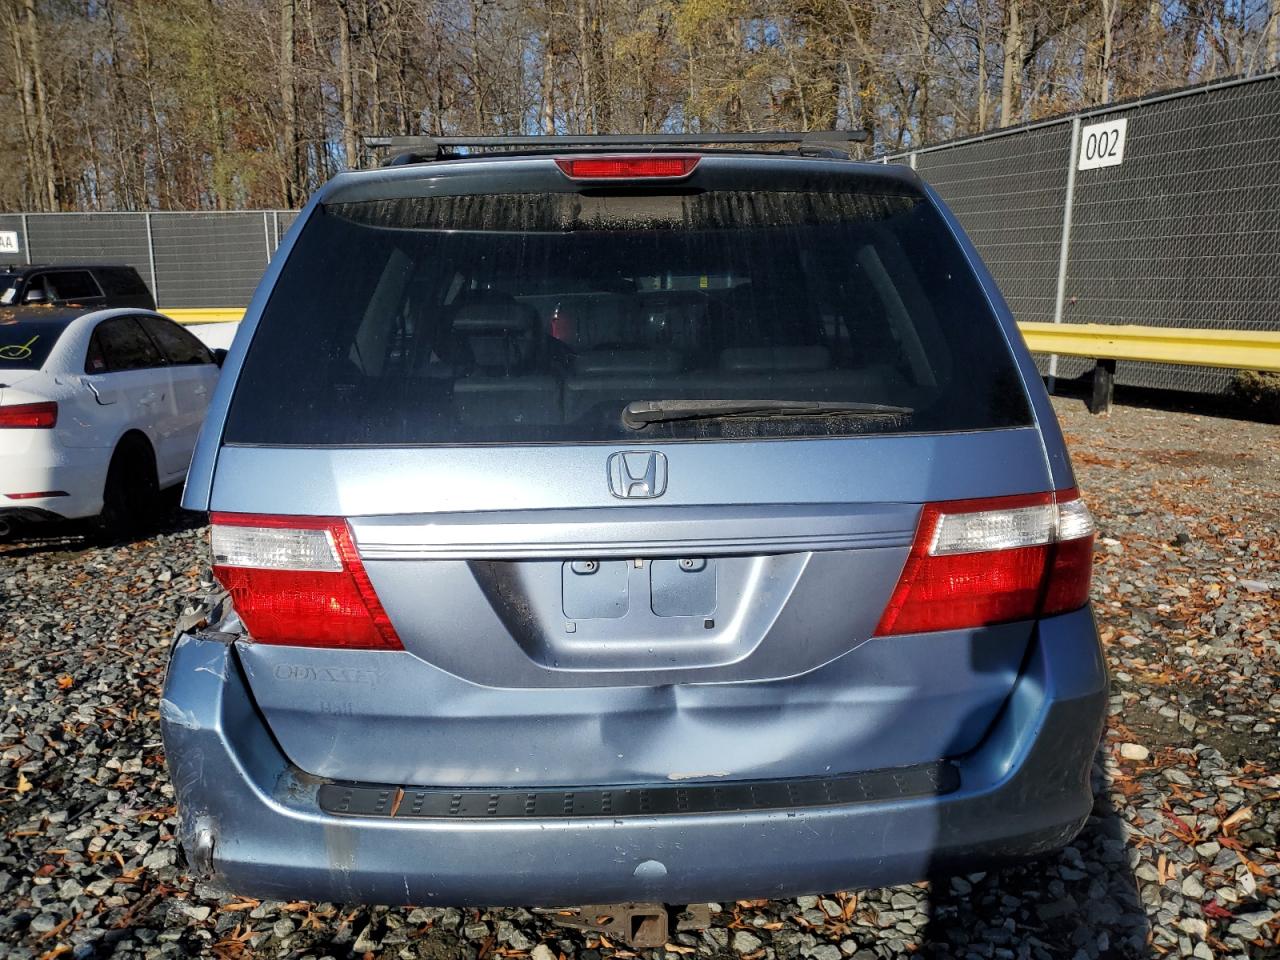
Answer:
[622,398,913,429]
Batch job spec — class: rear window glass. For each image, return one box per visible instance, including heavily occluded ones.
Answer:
[225,188,1031,445]
[0,319,72,370]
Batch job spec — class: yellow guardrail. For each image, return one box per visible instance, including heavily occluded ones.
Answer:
[165,308,245,324]
[1018,322,1280,373]
[165,309,1280,375]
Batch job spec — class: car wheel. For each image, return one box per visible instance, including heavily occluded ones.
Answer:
[98,436,159,539]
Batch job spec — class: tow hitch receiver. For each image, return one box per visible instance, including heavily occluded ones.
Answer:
[537,903,711,948]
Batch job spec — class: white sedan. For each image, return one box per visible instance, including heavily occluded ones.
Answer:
[0,307,221,535]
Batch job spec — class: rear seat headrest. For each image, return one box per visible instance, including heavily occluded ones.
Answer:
[572,348,684,376]
[451,298,537,334]
[719,345,831,373]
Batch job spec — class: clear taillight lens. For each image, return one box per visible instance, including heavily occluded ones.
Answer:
[209,513,402,650]
[211,523,342,572]
[874,489,1096,636]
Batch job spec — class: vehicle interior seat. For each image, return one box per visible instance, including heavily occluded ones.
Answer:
[446,293,563,426]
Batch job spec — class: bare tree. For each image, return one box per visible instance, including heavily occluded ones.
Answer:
[0,0,1274,211]
[999,0,1021,125]
[279,0,301,205]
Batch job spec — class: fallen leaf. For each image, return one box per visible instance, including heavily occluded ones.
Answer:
[1221,805,1252,833]
[1162,807,1199,843]
[1204,901,1233,920]
[16,771,32,794]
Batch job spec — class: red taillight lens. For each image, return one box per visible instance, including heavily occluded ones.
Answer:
[555,155,700,179]
[209,513,402,650]
[874,489,1096,636]
[1042,534,1095,614]
[0,401,57,428]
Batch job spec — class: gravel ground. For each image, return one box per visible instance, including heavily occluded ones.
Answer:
[1,396,1277,960]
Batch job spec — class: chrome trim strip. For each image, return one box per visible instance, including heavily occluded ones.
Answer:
[351,503,917,560]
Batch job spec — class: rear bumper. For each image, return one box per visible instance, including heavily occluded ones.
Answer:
[0,441,104,520]
[160,607,1107,906]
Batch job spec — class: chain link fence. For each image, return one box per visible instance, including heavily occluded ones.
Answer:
[886,72,1280,393]
[3,75,1278,392]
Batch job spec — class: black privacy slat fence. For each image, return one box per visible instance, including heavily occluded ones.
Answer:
[0,210,287,310]
[882,72,1280,394]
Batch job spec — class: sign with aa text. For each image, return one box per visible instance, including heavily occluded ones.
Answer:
[0,231,19,255]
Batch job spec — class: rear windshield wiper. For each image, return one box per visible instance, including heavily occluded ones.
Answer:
[622,398,913,429]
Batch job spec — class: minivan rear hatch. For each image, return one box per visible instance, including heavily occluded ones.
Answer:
[203,156,1060,789]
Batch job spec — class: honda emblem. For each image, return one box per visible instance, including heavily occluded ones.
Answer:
[607,451,668,499]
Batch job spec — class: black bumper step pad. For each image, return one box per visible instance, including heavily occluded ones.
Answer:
[316,761,959,820]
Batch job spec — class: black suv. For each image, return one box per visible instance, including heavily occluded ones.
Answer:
[0,264,155,311]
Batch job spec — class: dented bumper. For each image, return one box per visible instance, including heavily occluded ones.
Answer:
[159,608,1107,907]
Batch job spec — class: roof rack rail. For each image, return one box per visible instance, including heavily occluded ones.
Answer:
[363,131,868,166]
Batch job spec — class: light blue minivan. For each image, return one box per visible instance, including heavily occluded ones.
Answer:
[162,135,1107,916]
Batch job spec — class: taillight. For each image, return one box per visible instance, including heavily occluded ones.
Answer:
[0,401,57,428]
[209,513,402,650]
[874,489,1096,636]
[555,155,700,179]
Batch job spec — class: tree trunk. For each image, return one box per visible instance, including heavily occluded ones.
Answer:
[783,38,809,129]
[338,0,358,168]
[1270,0,1280,68]
[592,0,610,133]
[432,18,447,135]
[856,56,875,144]
[916,0,932,143]
[470,0,486,132]
[999,0,1020,127]
[541,5,555,135]
[576,0,593,132]
[1098,0,1116,104]
[6,3,41,210]
[279,0,300,206]
[976,2,989,132]
[20,0,57,209]
[105,2,137,209]
[368,1,382,138]
[137,11,170,209]
[396,13,411,134]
